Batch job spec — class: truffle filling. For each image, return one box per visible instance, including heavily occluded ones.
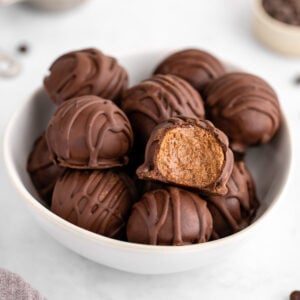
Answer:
[156,127,224,187]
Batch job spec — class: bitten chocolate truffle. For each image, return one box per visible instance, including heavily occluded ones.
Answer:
[204,72,281,153]
[44,48,128,105]
[207,161,259,239]
[51,169,137,239]
[137,116,234,195]
[127,187,213,245]
[121,74,205,146]
[27,134,65,206]
[46,95,133,169]
[154,49,225,93]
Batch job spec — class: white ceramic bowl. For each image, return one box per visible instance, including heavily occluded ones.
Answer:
[3,50,292,274]
[253,0,300,56]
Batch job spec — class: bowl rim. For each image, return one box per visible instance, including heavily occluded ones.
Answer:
[253,0,300,33]
[2,49,293,253]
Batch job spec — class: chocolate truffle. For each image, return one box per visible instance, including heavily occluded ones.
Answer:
[51,169,137,239]
[127,187,213,245]
[121,74,205,146]
[27,134,65,206]
[204,72,281,153]
[137,116,234,195]
[154,49,226,93]
[46,95,133,169]
[44,48,128,105]
[207,161,259,239]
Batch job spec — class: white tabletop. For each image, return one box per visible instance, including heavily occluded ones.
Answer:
[0,1,300,299]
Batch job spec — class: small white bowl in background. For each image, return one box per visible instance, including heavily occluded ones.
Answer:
[0,0,86,11]
[253,0,300,56]
[3,50,292,274]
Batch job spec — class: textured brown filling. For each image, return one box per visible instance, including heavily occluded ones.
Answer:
[156,127,224,187]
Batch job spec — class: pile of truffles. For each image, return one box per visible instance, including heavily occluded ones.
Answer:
[27,47,282,245]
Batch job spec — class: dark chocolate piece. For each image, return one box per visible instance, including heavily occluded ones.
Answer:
[27,134,65,206]
[294,75,300,85]
[263,0,300,26]
[126,187,212,245]
[46,95,133,169]
[291,291,300,300]
[17,44,28,54]
[121,74,205,147]
[206,161,259,239]
[44,48,128,105]
[51,169,137,239]
[137,116,234,195]
[204,72,281,153]
[154,49,225,93]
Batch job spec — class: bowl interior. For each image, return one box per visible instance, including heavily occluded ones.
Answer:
[4,49,291,247]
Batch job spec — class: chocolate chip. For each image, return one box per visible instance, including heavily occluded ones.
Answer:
[17,44,28,54]
[290,291,300,300]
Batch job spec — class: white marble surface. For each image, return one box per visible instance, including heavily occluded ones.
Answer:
[0,0,300,299]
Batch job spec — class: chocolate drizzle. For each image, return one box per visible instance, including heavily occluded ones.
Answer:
[154,49,225,93]
[44,48,128,105]
[126,187,212,245]
[204,72,281,153]
[207,161,259,239]
[121,74,205,146]
[52,169,137,238]
[46,95,133,169]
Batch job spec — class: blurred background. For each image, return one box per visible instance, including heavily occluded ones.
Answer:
[0,1,300,299]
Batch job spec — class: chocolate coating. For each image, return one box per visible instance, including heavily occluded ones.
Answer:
[27,134,65,205]
[137,116,234,195]
[127,187,213,245]
[204,72,281,153]
[51,169,137,238]
[44,48,128,105]
[154,49,225,93]
[46,95,133,169]
[207,161,259,239]
[121,74,205,146]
